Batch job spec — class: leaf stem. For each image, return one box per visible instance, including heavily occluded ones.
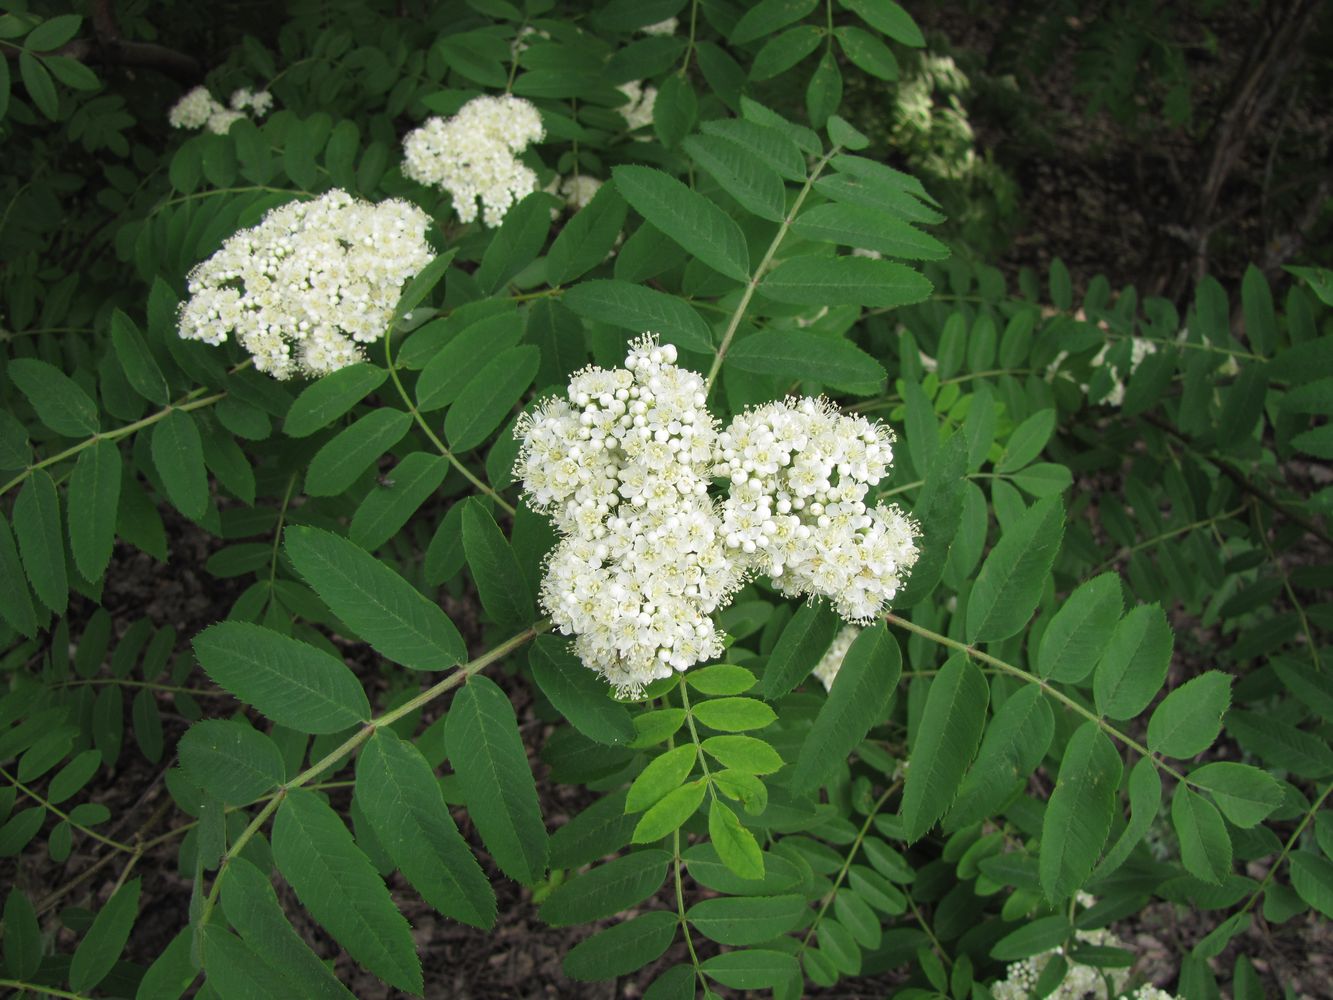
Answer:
[704,146,840,396]
[196,622,549,926]
[383,329,516,516]
[0,766,136,853]
[882,613,1193,787]
[1236,780,1332,917]
[673,827,710,996]
[798,782,899,953]
[0,979,92,999]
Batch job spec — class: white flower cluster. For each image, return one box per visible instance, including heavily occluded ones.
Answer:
[560,175,603,211]
[178,189,433,380]
[716,398,919,622]
[991,924,1129,1000]
[515,336,918,696]
[812,625,860,691]
[1128,989,1183,1000]
[617,81,658,132]
[168,85,272,135]
[515,336,739,695]
[1047,336,1157,408]
[402,95,545,227]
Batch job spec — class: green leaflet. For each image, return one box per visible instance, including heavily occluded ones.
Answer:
[110,310,169,404]
[201,926,305,999]
[178,719,284,804]
[349,452,449,552]
[837,0,924,45]
[304,408,412,497]
[1290,851,1333,920]
[760,599,839,700]
[945,684,1054,829]
[192,621,371,733]
[727,329,886,395]
[692,696,777,733]
[1035,573,1122,682]
[539,849,670,926]
[687,894,807,945]
[151,409,208,519]
[612,164,750,282]
[530,636,634,745]
[701,948,801,990]
[445,345,539,452]
[547,184,628,286]
[416,311,525,409]
[13,469,68,615]
[69,878,141,992]
[701,118,806,181]
[632,779,707,842]
[561,279,713,354]
[219,857,355,1000]
[1092,604,1174,720]
[446,674,548,885]
[791,202,947,260]
[273,789,422,994]
[759,255,933,309]
[1188,761,1283,828]
[4,889,41,979]
[1172,784,1232,884]
[834,25,899,80]
[7,358,100,437]
[1224,709,1333,778]
[284,525,467,670]
[563,910,678,982]
[475,191,556,293]
[1147,671,1232,759]
[683,133,787,222]
[67,440,122,582]
[284,363,388,438]
[1039,722,1122,900]
[900,653,988,842]
[550,790,637,870]
[895,430,967,606]
[790,623,900,794]
[966,496,1065,643]
[461,499,534,628]
[355,729,496,928]
[1092,756,1161,881]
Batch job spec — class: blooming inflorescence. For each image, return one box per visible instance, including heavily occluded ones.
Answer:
[402,95,545,227]
[177,189,433,380]
[716,398,919,622]
[515,336,918,696]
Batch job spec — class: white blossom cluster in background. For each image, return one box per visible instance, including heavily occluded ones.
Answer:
[716,398,918,622]
[1047,335,1157,407]
[168,85,273,135]
[812,625,860,691]
[990,896,1182,1000]
[515,336,918,696]
[177,189,433,379]
[617,81,658,132]
[402,95,545,227]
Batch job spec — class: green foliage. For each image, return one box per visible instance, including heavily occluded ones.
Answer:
[0,2,1329,998]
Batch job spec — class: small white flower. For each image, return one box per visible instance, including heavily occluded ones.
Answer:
[206,108,246,135]
[638,17,678,36]
[177,189,433,380]
[402,95,545,227]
